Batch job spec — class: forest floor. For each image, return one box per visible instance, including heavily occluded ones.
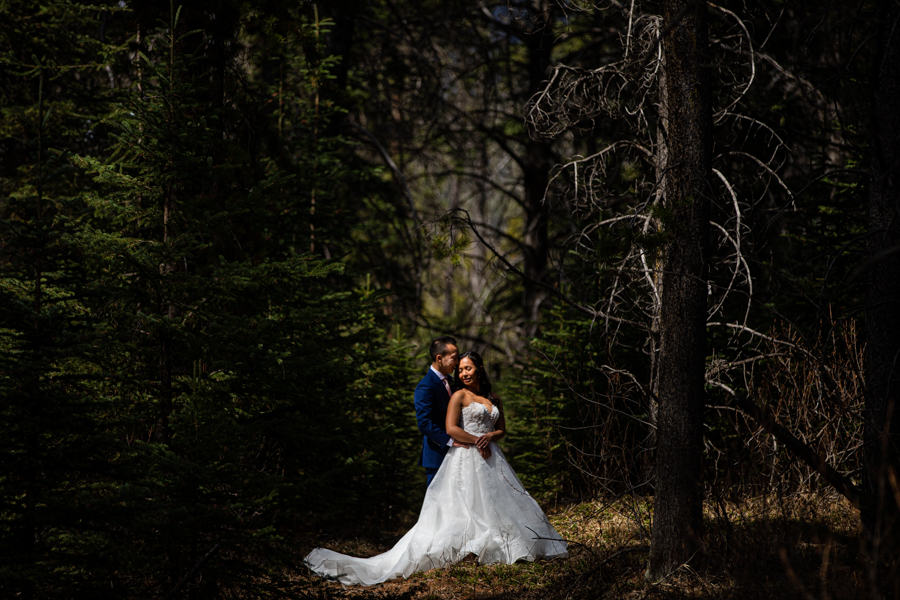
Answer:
[295,492,864,600]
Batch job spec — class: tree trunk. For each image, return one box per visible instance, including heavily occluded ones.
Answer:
[646,0,712,581]
[864,1,900,594]
[521,0,554,332]
[644,56,668,489]
[154,181,176,446]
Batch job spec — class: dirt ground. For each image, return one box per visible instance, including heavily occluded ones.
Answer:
[294,492,869,600]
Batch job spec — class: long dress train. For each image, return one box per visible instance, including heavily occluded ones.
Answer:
[304,401,568,585]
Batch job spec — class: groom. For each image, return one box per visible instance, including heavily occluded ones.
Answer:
[414,336,468,487]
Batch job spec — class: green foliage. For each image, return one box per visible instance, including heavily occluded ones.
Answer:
[498,303,653,502]
[429,216,471,266]
[0,3,424,597]
[1,0,882,596]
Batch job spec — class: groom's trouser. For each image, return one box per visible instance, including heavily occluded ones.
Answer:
[425,467,440,487]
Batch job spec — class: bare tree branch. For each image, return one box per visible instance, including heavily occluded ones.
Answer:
[711,383,863,508]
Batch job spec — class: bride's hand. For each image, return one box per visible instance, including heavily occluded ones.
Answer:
[475,433,493,449]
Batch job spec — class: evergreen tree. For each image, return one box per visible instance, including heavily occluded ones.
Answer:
[2,3,424,597]
[0,2,129,596]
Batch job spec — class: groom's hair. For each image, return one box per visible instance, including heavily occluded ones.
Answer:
[429,336,458,362]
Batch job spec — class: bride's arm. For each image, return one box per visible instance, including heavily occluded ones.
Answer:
[446,392,480,446]
[493,396,505,441]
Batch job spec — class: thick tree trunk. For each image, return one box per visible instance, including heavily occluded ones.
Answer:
[522,138,551,327]
[521,0,554,331]
[646,0,712,581]
[864,1,900,594]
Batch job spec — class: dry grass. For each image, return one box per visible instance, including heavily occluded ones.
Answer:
[294,492,867,600]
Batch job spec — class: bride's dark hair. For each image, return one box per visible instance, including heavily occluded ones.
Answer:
[456,351,492,398]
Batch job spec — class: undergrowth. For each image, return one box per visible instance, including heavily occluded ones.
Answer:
[294,492,864,599]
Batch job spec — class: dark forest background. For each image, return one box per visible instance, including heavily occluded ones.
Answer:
[2,0,899,598]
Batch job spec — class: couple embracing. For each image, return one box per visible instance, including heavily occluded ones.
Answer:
[305,336,568,586]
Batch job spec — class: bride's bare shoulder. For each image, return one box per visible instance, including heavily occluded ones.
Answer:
[454,389,476,406]
[450,389,472,404]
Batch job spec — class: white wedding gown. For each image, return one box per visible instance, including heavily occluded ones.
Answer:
[304,401,568,585]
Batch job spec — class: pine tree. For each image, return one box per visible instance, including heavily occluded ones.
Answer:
[63,7,382,595]
[0,2,132,595]
[2,3,424,596]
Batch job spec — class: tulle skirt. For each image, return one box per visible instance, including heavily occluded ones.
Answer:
[304,443,568,585]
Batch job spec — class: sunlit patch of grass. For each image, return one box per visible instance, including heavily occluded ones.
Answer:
[296,493,866,600]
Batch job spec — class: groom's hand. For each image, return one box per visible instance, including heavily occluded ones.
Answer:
[451,440,470,449]
[478,446,492,460]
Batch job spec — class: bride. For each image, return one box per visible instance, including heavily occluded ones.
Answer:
[304,351,568,586]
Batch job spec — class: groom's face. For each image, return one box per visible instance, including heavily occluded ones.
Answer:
[435,345,459,376]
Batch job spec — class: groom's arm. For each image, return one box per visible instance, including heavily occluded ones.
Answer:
[414,383,452,448]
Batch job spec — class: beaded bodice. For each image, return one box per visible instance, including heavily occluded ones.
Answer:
[460,401,499,436]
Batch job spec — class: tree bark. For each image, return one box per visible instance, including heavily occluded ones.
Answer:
[646,0,712,581]
[645,56,668,487]
[864,1,900,593]
[521,0,555,331]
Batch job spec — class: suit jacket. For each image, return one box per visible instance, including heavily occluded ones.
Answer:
[414,369,453,468]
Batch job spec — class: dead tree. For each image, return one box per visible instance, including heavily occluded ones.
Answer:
[521,0,865,575]
[645,0,712,579]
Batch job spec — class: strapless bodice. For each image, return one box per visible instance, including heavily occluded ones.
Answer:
[460,401,499,436]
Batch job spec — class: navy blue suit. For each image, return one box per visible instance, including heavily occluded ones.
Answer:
[414,369,452,483]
